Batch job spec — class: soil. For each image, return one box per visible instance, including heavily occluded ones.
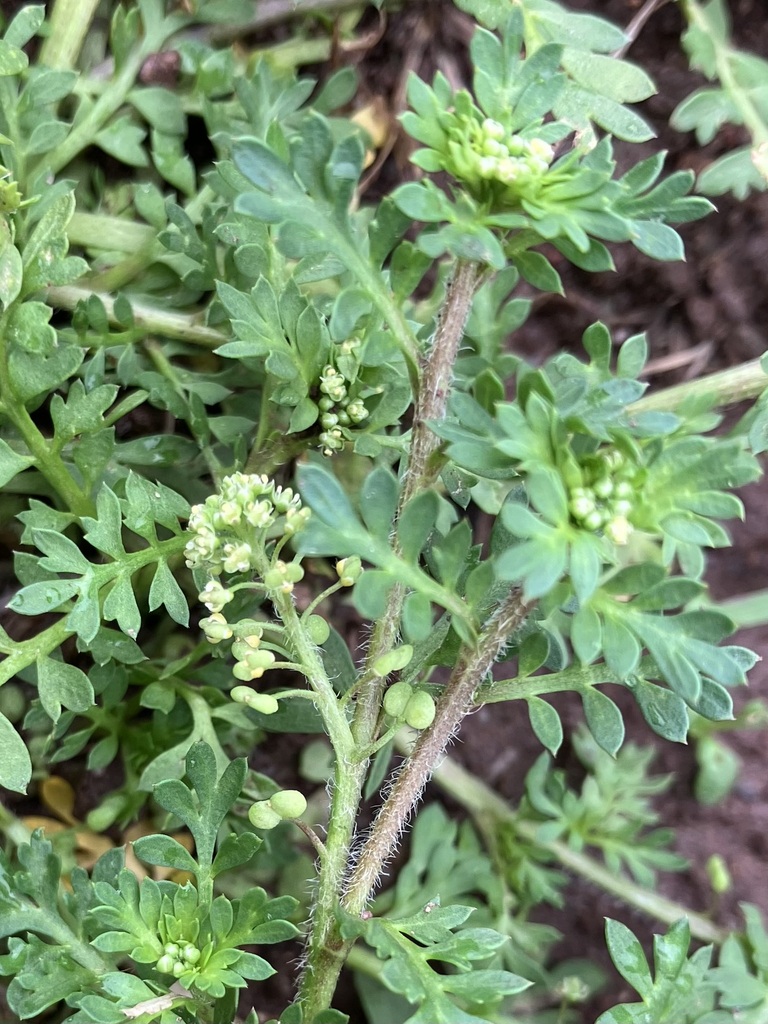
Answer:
[2,1,768,1023]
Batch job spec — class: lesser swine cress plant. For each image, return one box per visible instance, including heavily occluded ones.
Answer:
[0,0,767,1022]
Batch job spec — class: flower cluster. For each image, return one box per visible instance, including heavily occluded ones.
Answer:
[318,360,369,457]
[156,940,202,978]
[184,473,310,575]
[448,117,556,194]
[568,449,638,546]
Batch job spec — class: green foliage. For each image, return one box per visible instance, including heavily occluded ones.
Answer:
[599,906,768,1022]
[0,743,297,1022]
[672,0,768,198]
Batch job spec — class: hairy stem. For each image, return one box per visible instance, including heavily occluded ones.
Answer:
[352,259,484,749]
[344,587,530,914]
[430,753,727,945]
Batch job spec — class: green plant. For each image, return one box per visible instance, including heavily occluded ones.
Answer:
[0,1,767,1022]
[673,0,768,198]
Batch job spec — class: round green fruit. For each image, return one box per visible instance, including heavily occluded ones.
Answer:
[383,681,414,719]
[270,789,308,819]
[404,691,436,730]
[248,801,282,830]
[306,615,330,645]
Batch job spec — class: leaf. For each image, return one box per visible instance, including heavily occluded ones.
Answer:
[0,38,28,75]
[37,657,94,723]
[0,438,34,484]
[633,679,689,743]
[513,250,564,294]
[605,919,653,1000]
[527,696,563,755]
[148,559,189,626]
[94,116,148,166]
[0,711,31,792]
[132,834,198,872]
[629,220,685,261]
[581,688,625,755]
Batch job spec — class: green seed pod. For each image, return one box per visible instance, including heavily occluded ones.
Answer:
[164,943,180,957]
[248,801,282,830]
[182,944,201,964]
[172,960,186,978]
[231,686,279,714]
[383,681,414,719]
[372,645,414,678]
[306,615,330,645]
[156,954,175,974]
[270,789,308,819]
[404,690,436,730]
[706,854,732,895]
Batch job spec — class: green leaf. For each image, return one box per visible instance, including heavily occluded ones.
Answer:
[633,679,689,743]
[296,462,361,533]
[133,834,198,872]
[0,711,31,792]
[37,657,94,722]
[629,220,684,261]
[513,251,564,294]
[94,116,148,166]
[398,491,440,563]
[129,86,186,133]
[0,37,28,75]
[605,918,653,1000]
[561,50,655,103]
[581,687,625,756]
[526,696,563,755]
[149,559,189,626]
[0,438,34,484]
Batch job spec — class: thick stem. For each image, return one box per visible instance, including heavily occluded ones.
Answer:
[351,260,484,749]
[40,0,101,70]
[0,309,94,517]
[46,286,227,348]
[405,260,485,496]
[430,753,727,945]
[344,588,529,914]
[630,356,767,412]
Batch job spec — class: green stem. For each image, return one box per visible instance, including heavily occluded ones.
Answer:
[683,0,768,151]
[343,588,530,917]
[0,309,94,517]
[351,260,484,753]
[255,557,363,1018]
[429,752,727,946]
[630,356,767,412]
[476,656,659,705]
[40,0,101,70]
[46,286,227,348]
[36,13,175,179]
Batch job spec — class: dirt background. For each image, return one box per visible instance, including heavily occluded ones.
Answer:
[2,0,768,1022]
